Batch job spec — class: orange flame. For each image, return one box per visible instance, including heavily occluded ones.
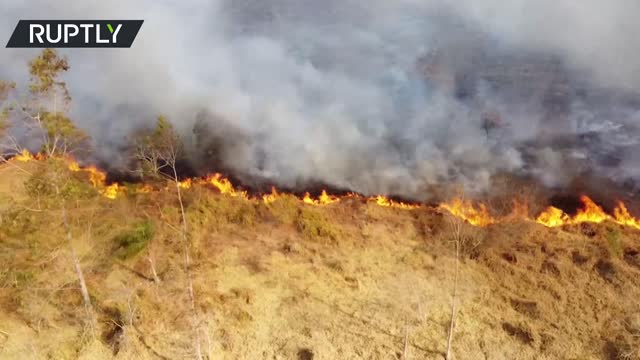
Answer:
[536,206,570,227]
[14,149,34,162]
[101,183,120,200]
[371,195,420,210]
[262,187,279,204]
[206,173,248,199]
[85,166,107,188]
[67,159,81,172]
[613,202,640,229]
[303,190,340,205]
[439,198,494,226]
[534,195,640,229]
[573,195,609,224]
[9,152,640,230]
[178,178,192,189]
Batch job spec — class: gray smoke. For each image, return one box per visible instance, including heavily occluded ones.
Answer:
[2,0,640,199]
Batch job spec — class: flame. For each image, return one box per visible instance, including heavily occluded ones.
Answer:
[302,190,340,205]
[178,178,192,189]
[14,149,34,162]
[101,183,120,200]
[9,152,640,230]
[262,187,279,204]
[613,202,640,229]
[573,195,609,224]
[536,206,570,227]
[439,198,495,226]
[85,166,107,188]
[67,159,81,172]
[371,195,420,210]
[206,173,248,199]
[534,195,640,229]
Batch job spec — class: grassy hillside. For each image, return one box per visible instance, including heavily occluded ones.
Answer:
[0,159,639,360]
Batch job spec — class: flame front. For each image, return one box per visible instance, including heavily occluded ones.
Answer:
[613,202,640,229]
[439,198,495,226]
[262,187,279,204]
[15,149,34,162]
[372,195,420,210]
[206,173,248,199]
[535,195,640,230]
[7,151,640,230]
[574,195,608,224]
[303,190,340,205]
[536,206,570,227]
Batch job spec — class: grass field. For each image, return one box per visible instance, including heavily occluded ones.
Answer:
[0,158,639,359]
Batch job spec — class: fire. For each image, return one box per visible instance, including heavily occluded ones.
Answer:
[439,198,495,226]
[14,149,34,162]
[85,166,107,188]
[573,195,609,224]
[8,152,640,230]
[303,190,340,205]
[262,187,279,204]
[178,178,192,189]
[101,183,120,200]
[206,173,248,199]
[613,202,640,229]
[67,159,81,172]
[535,195,640,230]
[536,206,570,227]
[535,195,611,227]
[371,195,420,210]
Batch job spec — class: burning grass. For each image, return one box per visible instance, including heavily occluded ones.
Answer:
[9,149,640,234]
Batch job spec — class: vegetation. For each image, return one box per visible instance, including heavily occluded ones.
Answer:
[295,207,338,242]
[113,220,155,260]
[0,50,638,360]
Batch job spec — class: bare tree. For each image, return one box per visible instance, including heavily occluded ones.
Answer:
[445,209,465,360]
[135,116,204,359]
[39,159,97,336]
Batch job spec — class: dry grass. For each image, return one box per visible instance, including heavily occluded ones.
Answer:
[0,161,639,359]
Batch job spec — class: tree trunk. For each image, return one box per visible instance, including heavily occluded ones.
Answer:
[172,166,203,360]
[445,231,460,360]
[59,189,95,335]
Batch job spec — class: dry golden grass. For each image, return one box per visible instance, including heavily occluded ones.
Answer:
[0,160,639,359]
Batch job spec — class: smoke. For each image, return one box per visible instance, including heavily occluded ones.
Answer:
[2,0,640,199]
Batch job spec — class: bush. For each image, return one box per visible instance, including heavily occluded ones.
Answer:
[191,195,257,228]
[113,220,154,260]
[295,208,338,242]
[24,160,97,202]
[265,194,300,224]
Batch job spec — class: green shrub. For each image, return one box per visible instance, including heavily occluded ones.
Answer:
[113,220,154,260]
[295,208,338,242]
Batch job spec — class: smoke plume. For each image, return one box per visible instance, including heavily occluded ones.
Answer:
[2,0,640,200]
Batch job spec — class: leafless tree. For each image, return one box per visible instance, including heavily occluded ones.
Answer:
[134,116,204,359]
[445,207,464,360]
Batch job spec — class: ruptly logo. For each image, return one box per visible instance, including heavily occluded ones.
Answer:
[6,20,143,48]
